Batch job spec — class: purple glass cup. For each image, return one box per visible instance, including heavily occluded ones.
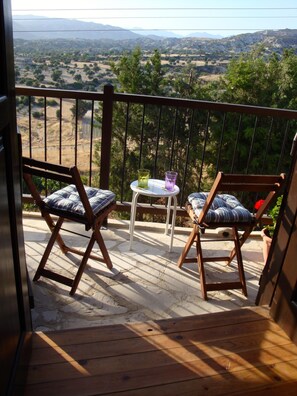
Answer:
[165,171,178,191]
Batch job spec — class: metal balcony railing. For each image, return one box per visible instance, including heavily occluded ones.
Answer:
[16,84,297,220]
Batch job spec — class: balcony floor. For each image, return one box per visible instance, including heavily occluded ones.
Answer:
[23,214,265,332]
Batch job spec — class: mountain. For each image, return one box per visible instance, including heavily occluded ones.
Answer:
[131,28,182,39]
[186,32,223,39]
[12,15,140,40]
[12,15,297,58]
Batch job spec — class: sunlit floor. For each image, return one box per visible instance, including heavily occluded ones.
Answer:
[23,213,265,331]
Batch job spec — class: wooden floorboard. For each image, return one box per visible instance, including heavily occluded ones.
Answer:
[18,307,297,396]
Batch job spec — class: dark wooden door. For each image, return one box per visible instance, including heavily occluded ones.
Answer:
[269,140,297,343]
[257,135,297,343]
[0,1,31,394]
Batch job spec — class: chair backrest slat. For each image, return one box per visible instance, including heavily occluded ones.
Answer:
[219,184,281,192]
[219,173,285,193]
[222,174,284,184]
[22,157,72,175]
[70,166,94,222]
[23,165,73,185]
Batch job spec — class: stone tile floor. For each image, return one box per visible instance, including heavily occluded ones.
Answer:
[23,214,265,332]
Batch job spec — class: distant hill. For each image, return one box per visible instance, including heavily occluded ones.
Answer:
[12,15,297,58]
[13,15,140,40]
[157,29,297,56]
[13,15,225,41]
[186,32,223,39]
[131,28,183,39]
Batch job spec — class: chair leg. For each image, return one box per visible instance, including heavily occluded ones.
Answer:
[70,225,113,295]
[233,227,248,297]
[177,225,198,268]
[43,213,68,254]
[196,230,208,300]
[33,217,64,281]
[227,225,253,265]
[94,227,113,270]
[70,233,96,295]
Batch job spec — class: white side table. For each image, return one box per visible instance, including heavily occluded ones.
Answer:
[129,179,180,252]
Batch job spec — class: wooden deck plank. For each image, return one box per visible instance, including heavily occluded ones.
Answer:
[29,315,281,365]
[23,359,297,396]
[20,307,297,396]
[26,329,295,384]
[26,342,297,385]
[30,307,270,349]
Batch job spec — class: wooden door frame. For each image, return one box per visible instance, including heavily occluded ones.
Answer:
[1,0,32,394]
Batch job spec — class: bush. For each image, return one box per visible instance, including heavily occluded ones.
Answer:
[267,195,283,237]
[32,111,42,119]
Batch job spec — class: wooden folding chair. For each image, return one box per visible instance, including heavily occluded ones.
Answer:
[177,172,286,300]
[22,157,116,295]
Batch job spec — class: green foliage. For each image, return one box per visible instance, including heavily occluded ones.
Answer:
[51,69,62,82]
[32,111,42,119]
[47,99,58,106]
[110,47,165,95]
[215,47,297,109]
[266,195,283,237]
[205,48,297,175]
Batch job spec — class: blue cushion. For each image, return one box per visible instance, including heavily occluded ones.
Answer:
[188,192,253,223]
[43,185,115,216]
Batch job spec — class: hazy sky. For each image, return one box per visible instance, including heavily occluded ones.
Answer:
[11,0,297,37]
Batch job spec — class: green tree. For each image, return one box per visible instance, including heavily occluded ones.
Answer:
[205,48,297,175]
[70,100,92,120]
[110,47,165,96]
[213,47,297,109]
[51,69,62,82]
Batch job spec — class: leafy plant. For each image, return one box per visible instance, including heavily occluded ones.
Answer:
[266,195,283,237]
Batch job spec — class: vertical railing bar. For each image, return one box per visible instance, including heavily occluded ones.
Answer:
[277,120,290,173]
[120,102,130,202]
[260,117,274,173]
[198,111,210,191]
[138,104,146,168]
[153,105,162,178]
[230,114,242,173]
[28,96,32,158]
[44,96,47,162]
[100,84,114,192]
[215,112,226,175]
[43,96,48,195]
[180,108,194,206]
[74,98,78,166]
[59,98,62,165]
[245,115,258,174]
[89,100,95,186]
[169,107,178,170]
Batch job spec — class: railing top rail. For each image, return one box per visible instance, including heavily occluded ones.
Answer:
[113,92,297,120]
[16,85,297,120]
[15,86,104,101]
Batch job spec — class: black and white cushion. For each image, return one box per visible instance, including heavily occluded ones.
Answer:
[188,192,253,223]
[43,185,115,216]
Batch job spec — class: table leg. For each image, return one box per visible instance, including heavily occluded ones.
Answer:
[129,191,139,250]
[165,196,172,235]
[169,195,177,252]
